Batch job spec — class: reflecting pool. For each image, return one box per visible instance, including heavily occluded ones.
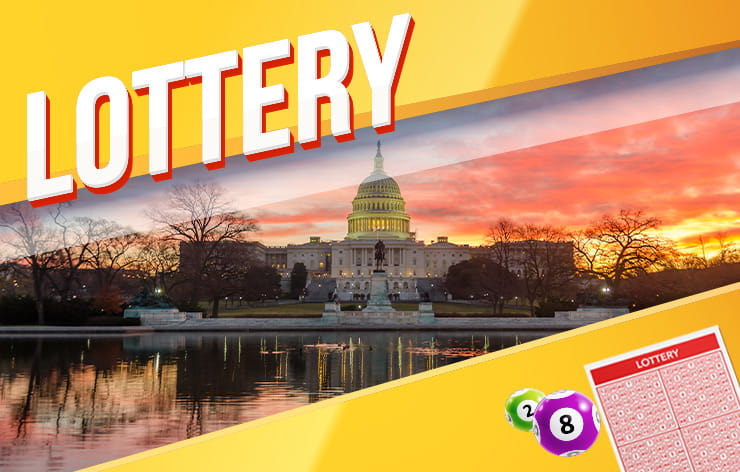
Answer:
[0,330,553,471]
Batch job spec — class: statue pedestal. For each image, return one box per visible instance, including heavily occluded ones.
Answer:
[322,302,340,322]
[418,302,435,324]
[123,307,181,319]
[363,271,395,312]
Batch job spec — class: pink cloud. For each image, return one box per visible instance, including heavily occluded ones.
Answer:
[250,101,740,252]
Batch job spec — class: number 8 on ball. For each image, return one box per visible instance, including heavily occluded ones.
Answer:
[532,390,600,457]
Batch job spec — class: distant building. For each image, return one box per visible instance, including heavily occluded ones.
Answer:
[179,240,267,275]
[474,240,575,278]
[185,143,574,301]
[262,142,475,301]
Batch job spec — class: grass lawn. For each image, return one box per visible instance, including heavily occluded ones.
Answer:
[212,301,532,317]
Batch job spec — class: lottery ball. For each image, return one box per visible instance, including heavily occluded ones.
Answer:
[532,390,600,457]
[504,388,546,431]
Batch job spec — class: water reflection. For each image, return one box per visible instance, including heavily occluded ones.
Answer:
[0,331,551,471]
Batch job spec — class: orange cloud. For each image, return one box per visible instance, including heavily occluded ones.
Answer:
[251,102,740,255]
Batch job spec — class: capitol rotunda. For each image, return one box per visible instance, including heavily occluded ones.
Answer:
[346,142,413,240]
[262,143,475,302]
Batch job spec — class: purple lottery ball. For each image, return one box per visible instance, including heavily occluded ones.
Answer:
[532,390,600,457]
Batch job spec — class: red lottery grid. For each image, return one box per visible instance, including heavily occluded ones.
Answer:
[585,326,740,472]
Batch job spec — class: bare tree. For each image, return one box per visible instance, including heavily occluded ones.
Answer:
[485,219,576,314]
[47,209,101,300]
[696,235,710,269]
[197,241,256,316]
[146,183,258,316]
[0,203,63,324]
[0,250,23,296]
[445,258,517,314]
[572,209,676,292]
[687,233,739,269]
[675,253,707,270]
[82,220,141,294]
[514,224,575,315]
[712,232,739,266]
[130,234,180,294]
[486,218,518,271]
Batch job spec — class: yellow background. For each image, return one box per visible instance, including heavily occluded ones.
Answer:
[79,283,739,471]
[1,0,739,205]
[3,3,738,469]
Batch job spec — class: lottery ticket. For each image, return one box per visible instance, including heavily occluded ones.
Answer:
[585,326,740,472]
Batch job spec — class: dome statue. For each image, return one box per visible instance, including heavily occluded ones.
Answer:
[346,142,412,240]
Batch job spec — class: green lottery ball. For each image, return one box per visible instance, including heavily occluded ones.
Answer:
[505,388,546,431]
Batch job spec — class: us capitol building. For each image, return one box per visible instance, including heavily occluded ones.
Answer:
[258,142,474,301]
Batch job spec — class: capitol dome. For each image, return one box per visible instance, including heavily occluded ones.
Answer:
[346,142,412,240]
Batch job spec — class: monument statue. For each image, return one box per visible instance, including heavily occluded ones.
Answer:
[123,285,186,322]
[374,240,386,271]
[126,286,174,309]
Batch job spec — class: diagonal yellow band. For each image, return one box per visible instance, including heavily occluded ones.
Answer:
[2,1,739,206]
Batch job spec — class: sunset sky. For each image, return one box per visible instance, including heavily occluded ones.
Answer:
[250,101,739,257]
[4,48,739,260]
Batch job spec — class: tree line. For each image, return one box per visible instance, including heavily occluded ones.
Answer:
[0,183,281,324]
[445,210,739,316]
[2,190,737,324]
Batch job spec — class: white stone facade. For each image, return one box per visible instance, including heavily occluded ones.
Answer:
[262,145,474,300]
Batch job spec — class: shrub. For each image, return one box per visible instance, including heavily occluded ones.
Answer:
[93,286,125,315]
[173,298,203,313]
[340,303,365,311]
[0,295,36,325]
[535,299,578,317]
[0,296,115,326]
[45,299,96,325]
